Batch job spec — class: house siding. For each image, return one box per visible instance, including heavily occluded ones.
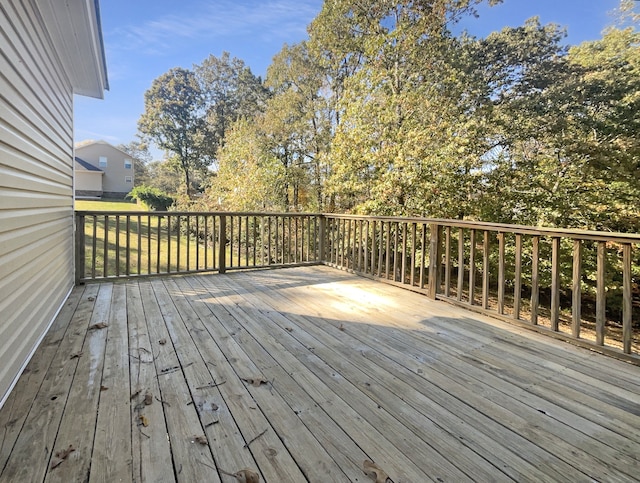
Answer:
[0,0,76,405]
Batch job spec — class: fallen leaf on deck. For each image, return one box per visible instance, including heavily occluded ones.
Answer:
[241,376,269,387]
[100,386,108,391]
[89,322,108,330]
[50,445,75,469]
[130,389,141,400]
[144,392,153,405]
[193,435,208,445]
[70,352,83,359]
[159,338,167,345]
[285,327,293,332]
[234,469,260,482]
[87,296,95,301]
[139,415,149,427]
[363,460,393,483]
[338,323,345,331]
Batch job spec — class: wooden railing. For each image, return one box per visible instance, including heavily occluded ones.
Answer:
[323,214,640,362]
[75,211,639,362]
[75,211,322,282]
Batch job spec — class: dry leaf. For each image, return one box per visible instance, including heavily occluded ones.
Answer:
[338,323,345,331]
[89,322,108,330]
[241,377,268,387]
[159,338,167,345]
[70,352,83,359]
[285,327,293,332]
[193,435,208,445]
[139,415,149,427]
[144,392,153,405]
[363,460,393,483]
[234,469,260,483]
[100,385,108,391]
[87,296,95,301]
[130,389,141,400]
[50,445,75,469]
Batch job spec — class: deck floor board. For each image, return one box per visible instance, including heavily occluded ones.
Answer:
[1,266,638,483]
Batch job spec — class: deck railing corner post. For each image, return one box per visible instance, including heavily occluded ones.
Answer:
[428,223,443,299]
[319,215,327,263]
[75,212,85,285]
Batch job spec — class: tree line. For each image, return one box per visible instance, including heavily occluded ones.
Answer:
[126,0,639,234]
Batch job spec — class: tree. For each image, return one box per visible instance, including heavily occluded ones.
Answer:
[138,68,213,196]
[195,52,269,160]
[204,118,285,211]
[263,42,333,210]
[313,0,498,216]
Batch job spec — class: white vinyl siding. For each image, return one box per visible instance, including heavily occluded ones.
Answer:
[0,0,76,406]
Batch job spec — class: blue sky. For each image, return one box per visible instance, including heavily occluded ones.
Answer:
[74,0,624,158]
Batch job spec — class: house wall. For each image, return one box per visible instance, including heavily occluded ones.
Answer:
[75,171,103,197]
[0,0,76,406]
[75,143,134,198]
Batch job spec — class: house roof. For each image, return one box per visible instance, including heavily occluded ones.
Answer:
[75,157,103,172]
[35,0,109,98]
[75,140,140,160]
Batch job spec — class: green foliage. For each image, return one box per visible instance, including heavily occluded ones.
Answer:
[138,68,213,196]
[203,119,286,211]
[127,185,175,211]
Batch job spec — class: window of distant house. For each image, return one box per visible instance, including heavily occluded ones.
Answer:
[124,158,132,169]
[99,156,107,168]
[125,176,132,183]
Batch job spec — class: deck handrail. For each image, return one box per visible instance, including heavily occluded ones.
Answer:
[75,210,639,363]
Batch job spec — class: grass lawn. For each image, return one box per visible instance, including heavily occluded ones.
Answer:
[75,199,145,211]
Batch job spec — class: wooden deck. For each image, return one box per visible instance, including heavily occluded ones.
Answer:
[1,266,639,483]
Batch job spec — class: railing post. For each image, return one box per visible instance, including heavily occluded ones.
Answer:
[428,223,442,299]
[75,213,85,285]
[319,215,326,263]
[219,215,227,274]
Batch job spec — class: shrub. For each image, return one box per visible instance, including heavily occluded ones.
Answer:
[127,185,174,211]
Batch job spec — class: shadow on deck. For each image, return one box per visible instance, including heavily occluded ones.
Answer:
[1,266,639,482]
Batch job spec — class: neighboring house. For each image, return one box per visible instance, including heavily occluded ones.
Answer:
[75,156,104,198]
[74,140,135,198]
[0,0,108,407]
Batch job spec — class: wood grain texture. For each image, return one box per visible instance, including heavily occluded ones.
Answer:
[1,266,638,482]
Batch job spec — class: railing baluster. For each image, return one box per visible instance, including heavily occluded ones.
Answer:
[385,222,391,280]
[428,223,442,299]
[91,215,97,279]
[572,239,582,338]
[419,224,426,290]
[482,230,490,310]
[550,237,561,331]
[531,235,539,325]
[469,229,475,305]
[156,216,161,274]
[444,226,451,297]
[514,234,522,320]
[410,223,417,287]
[186,216,191,271]
[125,215,131,276]
[167,215,171,273]
[623,243,633,354]
[401,223,407,284]
[115,215,120,277]
[497,232,505,314]
[219,215,226,274]
[176,215,181,273]
[596,241,606,345]
[137,215,142,275]
[457,228,464,302]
